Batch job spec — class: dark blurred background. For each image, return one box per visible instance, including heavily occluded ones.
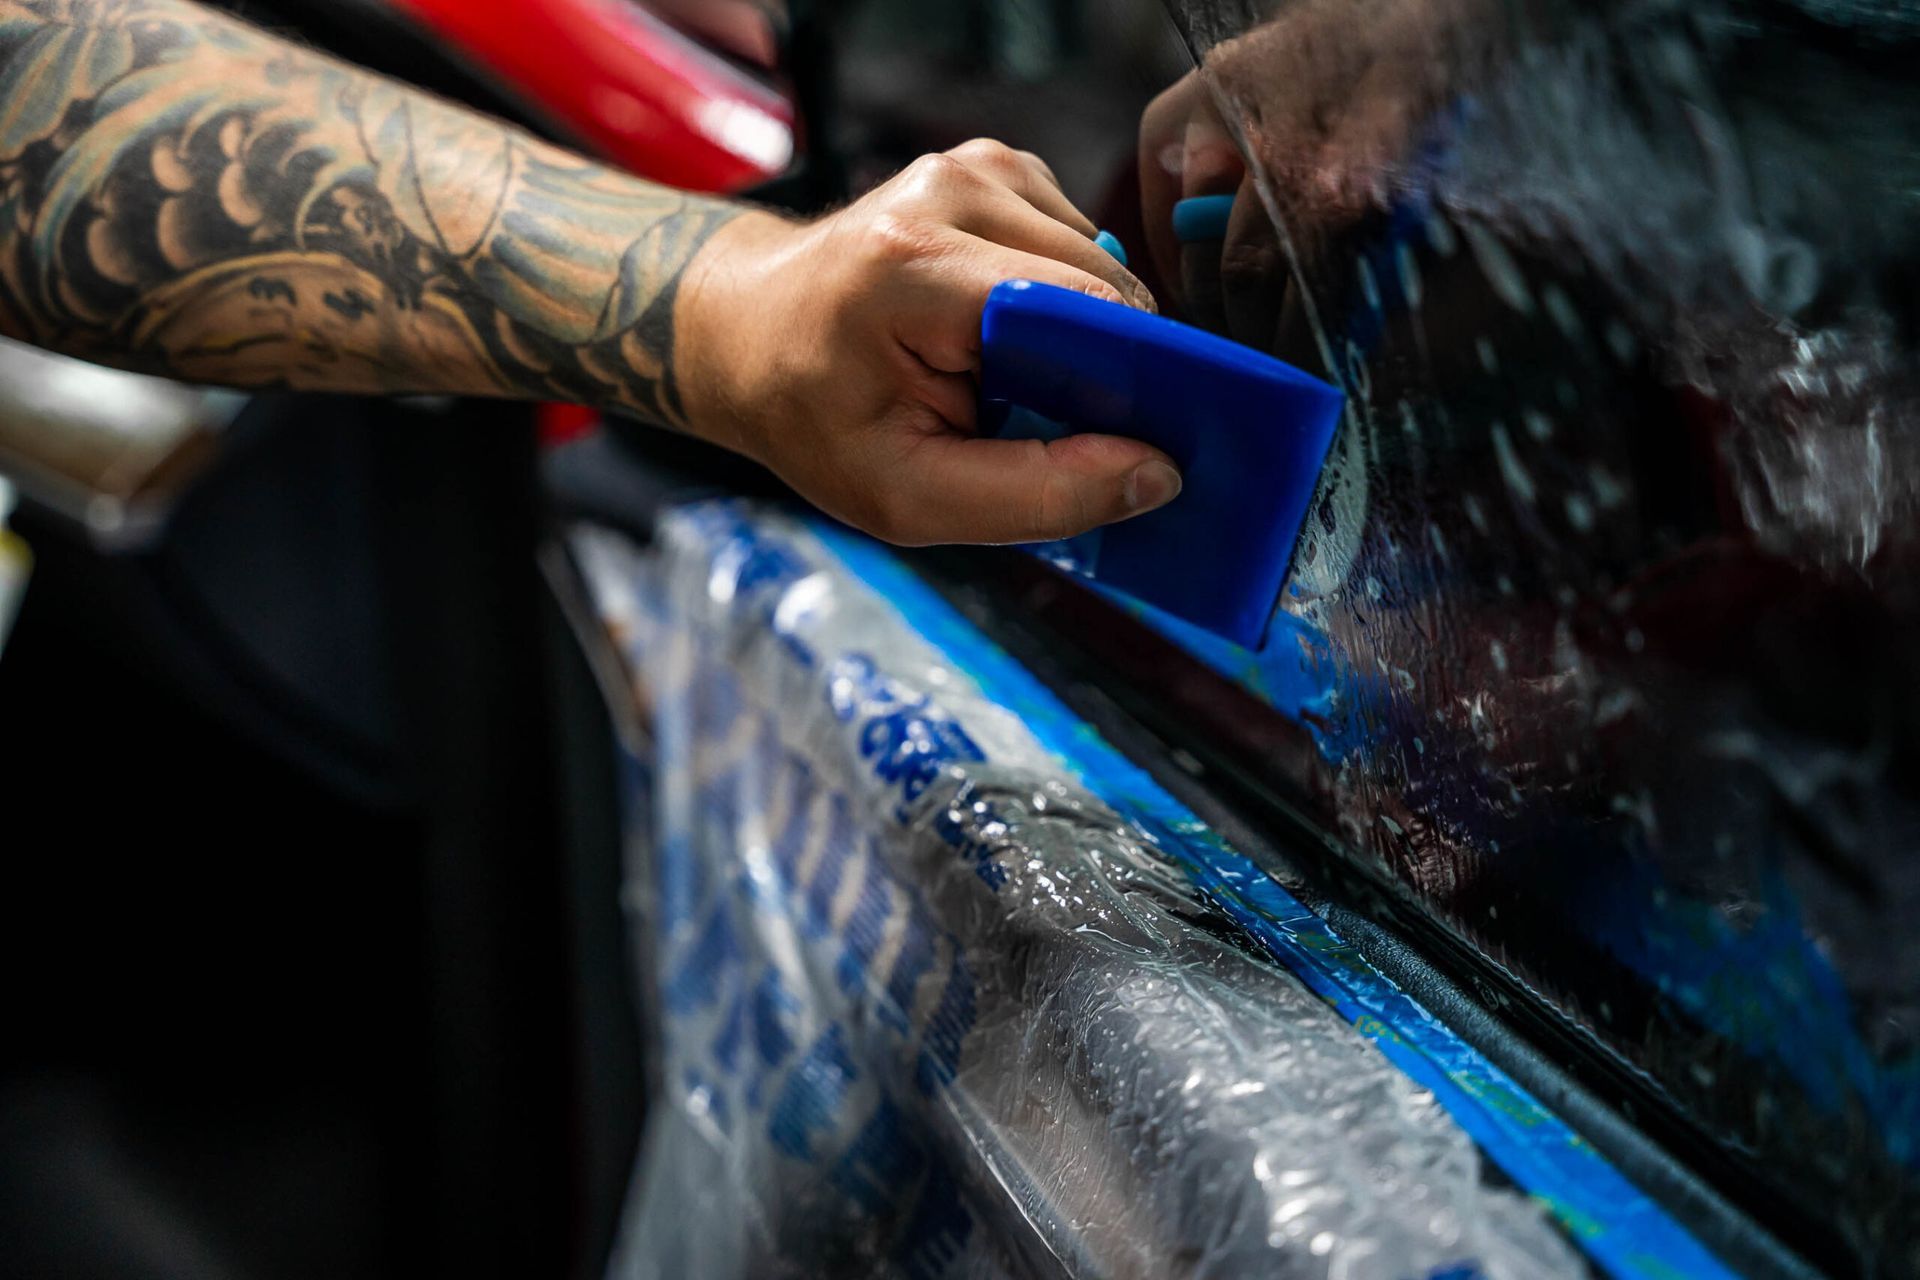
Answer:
[0,2,1179,1276]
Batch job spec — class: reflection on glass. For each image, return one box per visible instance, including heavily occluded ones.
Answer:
[1148,0,1920,1264]
[845,0,1920,1266]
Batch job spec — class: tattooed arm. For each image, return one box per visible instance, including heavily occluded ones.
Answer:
[0,0,1180,543]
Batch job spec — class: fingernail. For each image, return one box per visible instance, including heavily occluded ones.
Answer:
[1173,194,1235,244]
[1126,460,1183,513]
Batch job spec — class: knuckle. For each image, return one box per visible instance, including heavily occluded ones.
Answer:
[906,151,973,196]
[866,211,940,266]
[1015,149,1060,189]
[951,137,1016,170]
[1032,462,1094,542]
[1219,239,1279,290]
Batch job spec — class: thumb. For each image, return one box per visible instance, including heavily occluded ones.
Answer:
[878,431,1183,546]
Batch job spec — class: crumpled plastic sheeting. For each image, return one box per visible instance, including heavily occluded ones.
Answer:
[573,503,1584,1280]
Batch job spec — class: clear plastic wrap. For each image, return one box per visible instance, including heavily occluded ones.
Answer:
[570,502,1723,1280]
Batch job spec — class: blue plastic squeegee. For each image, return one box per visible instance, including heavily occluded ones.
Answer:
[980,278,1345,649]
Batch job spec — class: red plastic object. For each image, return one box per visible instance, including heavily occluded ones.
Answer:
[538,401,603,448]
[387,0,796,193]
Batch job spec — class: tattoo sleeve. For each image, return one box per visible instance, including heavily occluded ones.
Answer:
[0,0,747,425]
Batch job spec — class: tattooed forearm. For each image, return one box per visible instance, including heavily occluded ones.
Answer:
[0,0,745,424]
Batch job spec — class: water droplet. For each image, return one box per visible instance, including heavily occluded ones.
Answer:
[1542,283,1583,340]
[1462,220,1534,314]
[1591,466,1629,509]
[1395,240,1423,310]
[1490,423,1537,504]
[1357,256,1381,311]
[1604,319,1637,364]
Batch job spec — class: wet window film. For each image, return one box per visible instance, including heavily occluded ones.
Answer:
[839,0,1920,1269]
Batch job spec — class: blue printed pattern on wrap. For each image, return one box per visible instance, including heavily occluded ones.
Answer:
[576,502,1724,1280]
[587,514,988,1280]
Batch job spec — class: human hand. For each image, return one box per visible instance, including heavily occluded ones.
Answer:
[1139,0,1496,351]
[1138,69,1282,343]
[673,140,1182,546]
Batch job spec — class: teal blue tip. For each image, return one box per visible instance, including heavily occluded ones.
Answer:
[1093,229,1127,267]
[1172,194,1236,244]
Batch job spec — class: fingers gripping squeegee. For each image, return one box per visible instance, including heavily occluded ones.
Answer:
[979,276,1345,649]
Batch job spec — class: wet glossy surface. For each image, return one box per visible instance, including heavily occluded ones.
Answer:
[840,0,1920,1269]
[1146,1,1919,1267]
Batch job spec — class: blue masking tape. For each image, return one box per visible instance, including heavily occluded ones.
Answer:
[808,516,1740,1280]
[1172,194,1236,243]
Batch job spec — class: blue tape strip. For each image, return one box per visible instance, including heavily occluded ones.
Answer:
[1172,193,1236,243]
[809,517,1736,1280]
